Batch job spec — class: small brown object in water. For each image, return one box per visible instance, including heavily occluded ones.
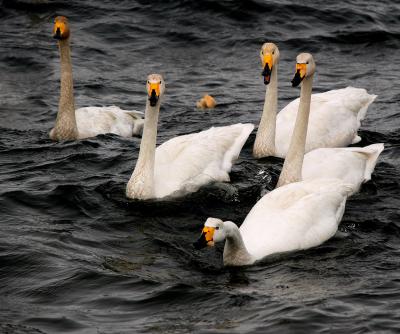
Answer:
[196,94,217,109]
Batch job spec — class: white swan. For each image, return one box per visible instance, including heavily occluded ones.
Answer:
[193,53,379,266]
[277,52,384,190]
[253,43,376,159]
[49,16,143,141]
[194,179,352,266]
[126,74,254,200]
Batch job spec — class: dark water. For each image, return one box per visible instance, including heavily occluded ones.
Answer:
[1,0,400,333]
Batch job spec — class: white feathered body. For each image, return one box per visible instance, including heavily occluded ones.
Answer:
[152,123,254,198]
[239,179,353,262]
[75,106,144,138]
[302,144,384,194]
[274,87,376,158]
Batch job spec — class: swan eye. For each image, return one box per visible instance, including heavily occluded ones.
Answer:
[216,226,220,230]
[306,61,309,64]
[147,80,150,84]
[159,81,162,84]
[272,51,275,55]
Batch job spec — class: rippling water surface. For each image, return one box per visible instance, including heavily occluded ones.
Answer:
[1,0,400,333]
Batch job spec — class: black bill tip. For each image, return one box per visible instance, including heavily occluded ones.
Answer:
[261,63,272,85]
[291,70,303,87]
[193,232,208,250]
[149,89,158,106]
[53,27,62,40]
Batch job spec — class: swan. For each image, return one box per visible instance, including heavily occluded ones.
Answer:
[193,53,379,266]
[277,53,384,190]
[253,43,376,159]
[126,74,254,200]
[49,16,143,141]
[194,179,353,266]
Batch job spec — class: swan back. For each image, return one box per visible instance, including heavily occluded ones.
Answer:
[153,123,254,198]
[275,87,377,157]
[75,106,143,138]
[239,179,353,260]
[302,143,384,194]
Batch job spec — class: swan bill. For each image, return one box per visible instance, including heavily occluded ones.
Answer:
[147,82,160,106]
[291,63,307,87]
[291,70,303,87]
[149,90,158,106]
[53,16,70,40]
[193,227,215,250]
[262,54,273,85]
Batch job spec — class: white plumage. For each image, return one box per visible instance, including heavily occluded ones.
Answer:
[274,87,376,158]
[302,143,384,195]
[152,124,254,198]
[239,179,353,262]
[75,106,143,138]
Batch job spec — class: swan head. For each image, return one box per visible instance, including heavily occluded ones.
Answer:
[260,42,279,85]
[53,16,70,40]
[193,218,225,250]
[291,53,316,87]
[146,74,165,107]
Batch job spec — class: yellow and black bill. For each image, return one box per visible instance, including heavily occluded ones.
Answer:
[291,63,307,87]
[53,16,70,40]
[261,53,273,85]
[193,226,215,250]
[147,82,160,106]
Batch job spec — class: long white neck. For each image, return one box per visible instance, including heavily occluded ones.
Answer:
[126,100,159,199]
[253,64,278,158]
[50,38,78,140]
[277,74,313,187]
[222,221,254,266]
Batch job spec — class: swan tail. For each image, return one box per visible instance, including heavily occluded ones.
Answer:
[131,118,145,136]
[351,135,362,144]
[337,87,376,122]
[345,143,384,182]
[222,123,254,172]
[115,107,144,136]
[357,93,377,123]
